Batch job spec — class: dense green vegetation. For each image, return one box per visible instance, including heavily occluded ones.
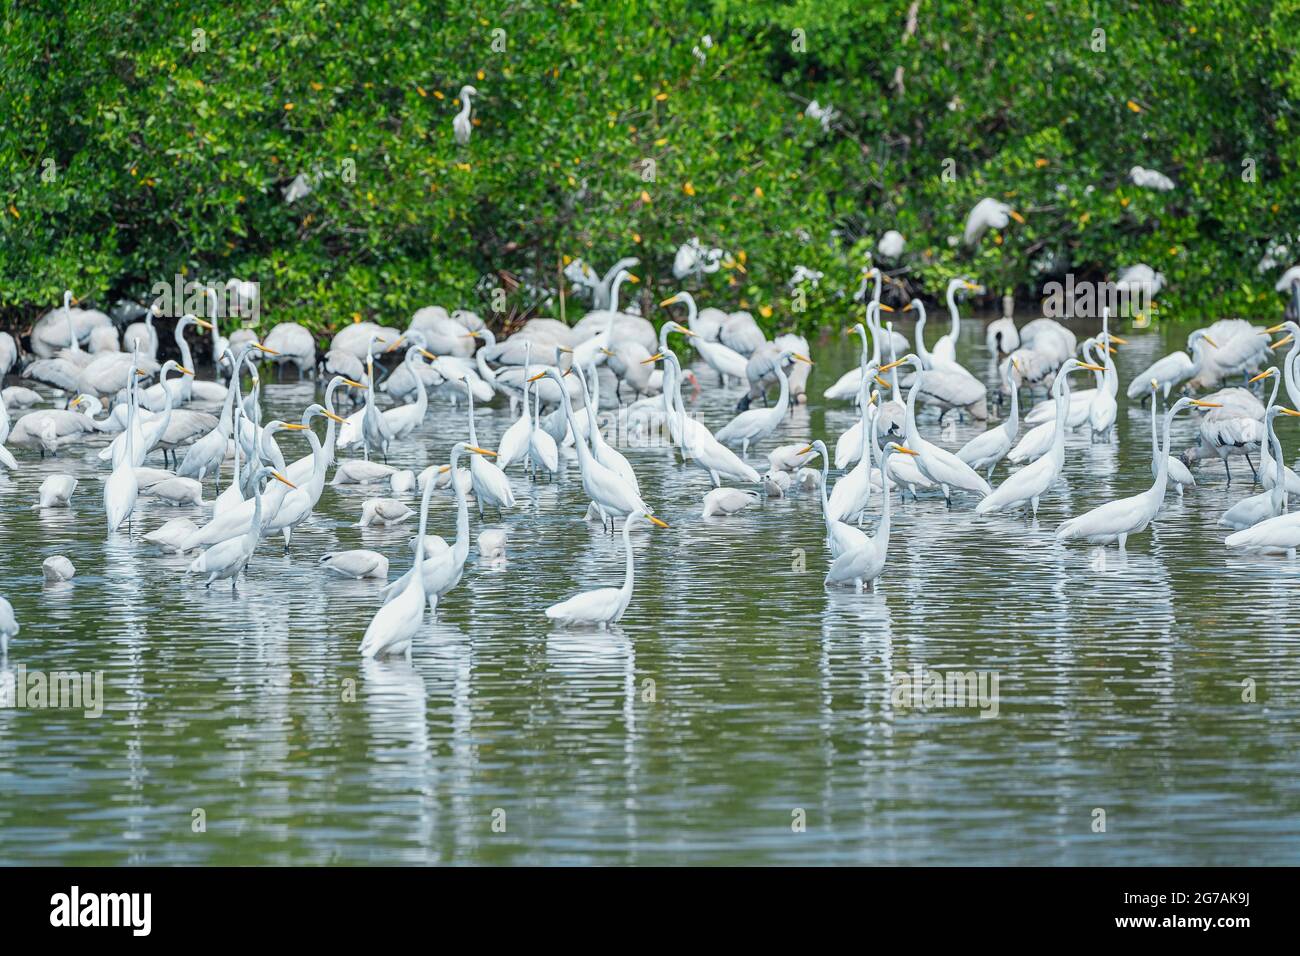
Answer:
[3,0,1298,340]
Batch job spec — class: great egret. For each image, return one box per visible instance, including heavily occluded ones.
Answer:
[320,551,390,579]
[104,370,141,532]
[533,367,657,524]
[976,358,1102,517]
[453,84,477,145]
[572,361,639,492]
[646,350,759,486]
[359,467,439,659]
[0,596,17,658]
[880,355,992,502]
[660,292,747,385]
[381,442,493,613]
[801,440,868,559]
[1126,329,1215,402]
[544,510,668,627]
[958,360,1020,480]
[825,443,916,592]
[358,498,415,527]
[1148,381,1196,492]
[702,487,760,517]
[1249,368,1300,494]
[42,556,76,583]
[1219,405,1297,530]
[479,529,507,560]
[462,378,516,516]
[1056,397,1212,549]
[932,278,981,366]
[360,341,396,460]
[261,322,317,378]
[188,468,296,589]
[826,385,879,524]
[33,474,77,508]
[140,314,213,410]
[143,517,199,553]
[714,349,812,458]
[265,404,347,548]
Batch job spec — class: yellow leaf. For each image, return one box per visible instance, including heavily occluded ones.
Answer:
[1126,100,1141,113]
[655,92,668,101]
[654,137,668,146]
[8,204,18,219]
[640,190,652,203]
[754,186,764,197]
[417,86,427,97]
[632,233,642,243]
[1034,158,1049,168]
[310,82,323,91]
[1120,196,1130,207]
[1079,211,1090,224]
[284,102,294,110]
[1168,246,1178,255]
[352,312,362,324]
[683,182,695,196]
[433,90,445,100]
[476,70,485,81]
[759,305,773,318]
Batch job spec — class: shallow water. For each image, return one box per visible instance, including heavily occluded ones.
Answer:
[2,315,1299,865]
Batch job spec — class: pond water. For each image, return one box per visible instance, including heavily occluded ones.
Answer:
[1,314,1298,865]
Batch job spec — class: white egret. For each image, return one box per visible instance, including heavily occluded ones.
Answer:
[143,517,199,553]
[880,355,993,502]
[0,597,17,658]
[381,442,493,613]
[802,440,868,558]
[660,292,748,385]
[702,487,760,518]
[358,497,415,527]
[33,474,78,509]
[104,371,141,532]
[462,378,515,516]
[265,404,347,549]
[453,84,477,145]
[320,551,391,580]
[932,278,981,366]
[187,468,295,589]
[1056,397,1212,549]
[359,471,439,659]
[479,529,507,560]
[544,510,668,627]
[1220,405,1297,530]
[825,443,916,592]
[1147,380,1196,492]
[976,358,1103,517]
[714,349,812,459]
[1126,329,1215,402]
[1249,368,1300,494]
[533,367,657,524]
[958,360,1020,480]
[42,556,76,583]
[647,351,759,486]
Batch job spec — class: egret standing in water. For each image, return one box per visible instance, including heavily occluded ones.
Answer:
[714,349,812,459]
[825,443,917,592]
[544,509,668,627]
[1056,396,1215,550]
[976,358,1103,518]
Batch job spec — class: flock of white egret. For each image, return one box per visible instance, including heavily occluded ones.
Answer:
[1,264,1299,661]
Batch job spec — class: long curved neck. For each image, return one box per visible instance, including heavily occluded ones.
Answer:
[680,292,698,330]
[946,288,960,338]
[247,478,265,542]
[321,381,342,461]
[1005,376,1020,435]
[771,363,791,419]
[307,428,327,495]
[413,456,440,571]
[554,372,594,469]
[1189,338,1206,374]
[1154,404,1175,495]
[1284,334,1300,404]
[905,371,922,442]
[465,382,478,444]
[1051,372,1073,459]
[1149,392,1160,468]
[619,517,636,603]
[410,355,429,417]
[915,312,932,366]
[1269,417,1286,512]
[876,447,893,542]
[451,447,470,565]
[176,324,194,376]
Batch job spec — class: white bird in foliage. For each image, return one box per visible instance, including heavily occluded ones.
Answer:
[453,85,478,145]
[963,198,1024,246]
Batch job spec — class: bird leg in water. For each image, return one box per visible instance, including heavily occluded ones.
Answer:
[1244,453,1259,483]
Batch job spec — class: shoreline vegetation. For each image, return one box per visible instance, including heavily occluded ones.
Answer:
[3,3,1297,340]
